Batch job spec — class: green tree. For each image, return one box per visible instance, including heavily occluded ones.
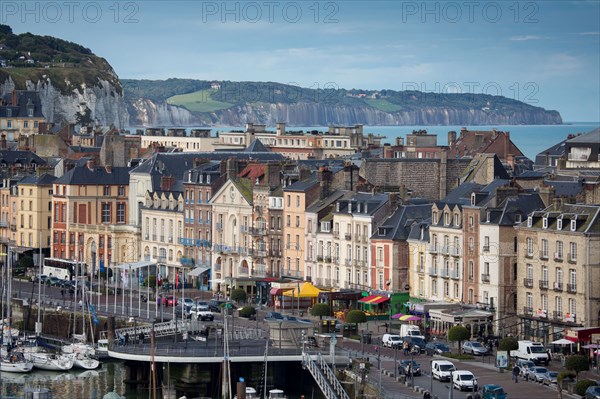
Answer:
[311,303,331,320]
[75,106,93,127]
[447,325,470,354]
[230,288,247,303]
[565,354,589,380]
[18,256,34,269]
[346,310,367,324]
[239,306,256,318]
[498,337,519,352]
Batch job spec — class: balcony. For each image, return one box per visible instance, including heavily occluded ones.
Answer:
[539,280,549,290]
[564,313,577,323]
[554,252,563,262]
[179,257,194,266]
[523,307,533,316]
[525,251,533,259]
[440,269,449,278]
[249,227,266,236]
[568,153,590,161]
[0,220,8,227]
[483,245,490,252]
[567,284,577,293]
[198,219,203,225]
[317,255,323,262]
[553,282,563,292]
[253,264,267,278]
[567,253,577,264]
[450,270,460,279]
[238,266,249,276]
[417,265,425,274]
[178,237,194,246]
[428,267,438,277]
[344,233,352,241]
[332,231,339,239]
[552,311,563,321]
[345,259,352,266]
[539,250,549,260]
[441,246,450,256]
[213,263,221,272]
[325,257,332,263]
[216,222,223,231]
[428,244,438,253]
[523,278,533,288]
[481,273,490,283]
[450,247,461,257]
[361,235,368,243]
[156,256,167,263]
[241,225,248,234]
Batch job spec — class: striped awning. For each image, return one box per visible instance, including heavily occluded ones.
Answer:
[187,266,210,277]
[359,295,390,304]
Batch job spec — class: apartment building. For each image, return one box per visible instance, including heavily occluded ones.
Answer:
[0,177,21,252]
[51,162,136,276]
[515,202,600,342]
[12,174,56,254]
[0,91,45,140]
[282,176,320,279]
[140,189,185,283]
[407,219,431,300]
[334,193,389,289]
[370,203,431,292]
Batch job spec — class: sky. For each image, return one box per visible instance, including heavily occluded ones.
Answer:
[3,0,600,121]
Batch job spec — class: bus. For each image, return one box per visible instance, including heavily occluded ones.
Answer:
[43,258,87,280]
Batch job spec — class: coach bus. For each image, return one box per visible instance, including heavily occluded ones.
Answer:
[43,258,87,280]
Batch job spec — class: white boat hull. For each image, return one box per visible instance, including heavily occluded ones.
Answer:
[0,359,34,373]
[67,353,100,369]
[63,343,96,356]
[27,353,74,371]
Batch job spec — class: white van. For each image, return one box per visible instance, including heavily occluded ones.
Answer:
[382,333,403,349]
[431,360,456,381]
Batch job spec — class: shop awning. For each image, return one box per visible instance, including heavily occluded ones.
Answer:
[282,282,322,298]
[187,266,210,277]
[270,287,292,296]
[359,295,390,304]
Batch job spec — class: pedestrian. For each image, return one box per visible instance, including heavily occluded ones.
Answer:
[422,391,431,399]
[139,331,144,344]
[473,391,481,399]
[512,364,520,383]
[403,340,410,356]
[125,333,129,346]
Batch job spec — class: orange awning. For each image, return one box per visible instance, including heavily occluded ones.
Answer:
[359,295,389,304]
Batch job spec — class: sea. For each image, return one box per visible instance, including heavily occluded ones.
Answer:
[135,122,600,161]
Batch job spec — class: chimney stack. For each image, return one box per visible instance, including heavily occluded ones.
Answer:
[317,166,332,199]
[226,158,238,179]
[448,131,457,146]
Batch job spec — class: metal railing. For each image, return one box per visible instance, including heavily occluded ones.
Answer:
[523,278,533,288]
[302,352,350,399]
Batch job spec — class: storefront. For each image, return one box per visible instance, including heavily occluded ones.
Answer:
[359,291,410,321]
[429,307,493,339]
[317,290,362,314]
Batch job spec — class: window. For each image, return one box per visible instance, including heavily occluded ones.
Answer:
[433,212,438,224]
[468,261,474,280]
[541,239,548,258]
[118,186,125,196]
[469,216,474,227]
[541,294,547,312]
[287,195,290,207]
[116,203,125,223]
[444,213,450,225]
[542,266,548,282]
[557,218,562,230]
[569,242,577,261]
[569,269,577,287]
[468,289,473,304]
[286,215,290,227]
[526,237,533,256]
[296,195,300,207]
[101,203,111,223]
[555,297,562,316]
[556,241,563,259]
[103,186,110,196]
[444,281,449,296]
[568,298,576,316]
[570,219,576,231]
[556,268,563,284]
[432,280,437,295]
[454,283,459,298]
[542,217,548,228]
[515,214,522,223]
[526,264,533,280]
[295,216,300,227]
[527,216,532,227]
[526,293,533,310]
[454,213,459,226]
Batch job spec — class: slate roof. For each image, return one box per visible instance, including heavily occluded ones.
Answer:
[335,192,389,216]
[566,128,600,144]
[483,193,545,226]
[284,175,318,192]
[534,138,568,166]
[0,91,44,118]
[131,151,284,193]
[372,203,433,240]
[407,218,431,242]
[245,139,270,153]
[16,173,57,186]
[69,146,101,153]
[306,190,352,214]
[545,180,585,198]
[54,165,132,185]
[0,150,46,166]
[522,203,600,234]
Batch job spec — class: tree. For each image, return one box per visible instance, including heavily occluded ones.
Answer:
[447,325,470,354]
[498,337,519,352]
[565,354,589,381]
[238,306,256,318]
[75,105,93,127]
[230,288,247,303]
[18,256,34,269]
[346,310,367,324]
[311,303,331,320]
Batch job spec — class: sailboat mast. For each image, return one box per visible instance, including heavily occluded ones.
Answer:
[36,231,42,335]
[73,258,79,337]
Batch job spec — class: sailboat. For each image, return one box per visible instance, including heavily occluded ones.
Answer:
[62,265,99,369]
[0,248,33,373]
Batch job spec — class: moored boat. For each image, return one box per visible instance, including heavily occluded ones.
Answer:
[66,352,100,369]
[26,351,74,371]
[0,352,34,373]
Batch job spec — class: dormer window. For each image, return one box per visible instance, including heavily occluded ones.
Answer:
[444,212,450,226]
[454,213,460,227]
[486,211,490,223]
[433,211,438,224]
[470,193,476,206]
[557,218,562,230]
[321,221,331,232]
[515,214,522,224]
[527,216,532,227]
[542,217,548,229]
[570,219,576,231]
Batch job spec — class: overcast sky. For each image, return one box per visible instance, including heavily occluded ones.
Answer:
[5,1,600,121]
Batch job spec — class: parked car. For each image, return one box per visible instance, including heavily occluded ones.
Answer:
[209,299,226,312]
[585,385,600,399]
[515,359,536,377]
[403,336,427,352]
[426,342,450,356]
[33,274,48,283]
[382,334,403,349]
[180,298,194,309]
[47,276,61,286]
[265,311,284,320]
[453,370,477,391]
[526,366,548,382]
[481,384,507,399]
[398,360,421,376]
[162,296,178,306]
[462,341,489,356]
[542,371,559,385]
